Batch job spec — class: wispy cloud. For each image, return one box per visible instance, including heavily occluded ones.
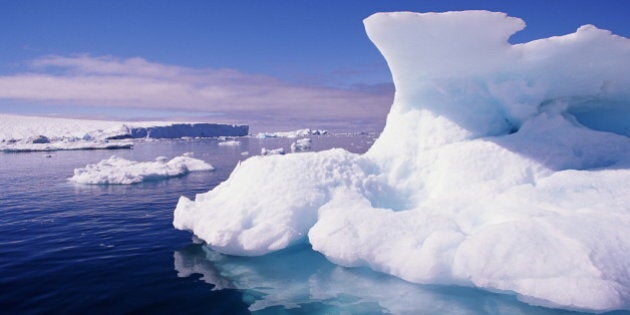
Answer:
[0,55,392,130]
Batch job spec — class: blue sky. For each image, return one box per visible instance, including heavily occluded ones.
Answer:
[0,0,628,131]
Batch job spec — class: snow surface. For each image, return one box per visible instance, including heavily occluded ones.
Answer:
[70,154,214,184]
[173,11,630,312]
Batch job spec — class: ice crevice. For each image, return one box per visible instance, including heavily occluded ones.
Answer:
[173,10,630,312]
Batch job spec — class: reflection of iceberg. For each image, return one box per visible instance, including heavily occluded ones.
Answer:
[174,245,235,291]
[174,244,593,314]
[174,11,630,312]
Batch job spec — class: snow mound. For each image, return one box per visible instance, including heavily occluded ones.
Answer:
[70,154,214,184]
[173,11,630,312]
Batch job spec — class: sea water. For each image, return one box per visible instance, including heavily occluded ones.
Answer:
[0,136,623,314]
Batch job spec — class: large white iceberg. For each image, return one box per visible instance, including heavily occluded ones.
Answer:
[173,11,630,312]
[70,154,214,184]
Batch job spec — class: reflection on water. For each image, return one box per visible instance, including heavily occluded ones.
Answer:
[174,244,590,315]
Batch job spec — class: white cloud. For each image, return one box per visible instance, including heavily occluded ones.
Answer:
[0,55,392,129]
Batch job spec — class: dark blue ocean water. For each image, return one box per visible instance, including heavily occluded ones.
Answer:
[0,136,626,314]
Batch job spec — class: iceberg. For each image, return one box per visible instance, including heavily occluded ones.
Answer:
[70,154,214,184]
[290,138,312,153]
[173,11,630,312]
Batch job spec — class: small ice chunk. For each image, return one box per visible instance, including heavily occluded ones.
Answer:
[261,147,285,156]
[291,138,312,153]
[69,154,214,184]
[218,140,240,146]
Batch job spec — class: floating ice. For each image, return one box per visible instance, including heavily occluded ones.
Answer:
[255,128,328,139]
[290,138,312,153]
[173,11,630,312]
[0,140,133,152]
[218,140,241,147]
[260,147,285,156]
[70,154,214,184]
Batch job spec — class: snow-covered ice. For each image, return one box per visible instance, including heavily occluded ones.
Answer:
[173,11,630,312]
[0,114,248,152]
[290,138,311,153]
[255,128,327,139]
[218,140,241,147]
[0,140,133,152]
[70,154,214,184]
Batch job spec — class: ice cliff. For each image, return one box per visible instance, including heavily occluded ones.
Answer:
[173,11,630,312]
[107,123,248,139]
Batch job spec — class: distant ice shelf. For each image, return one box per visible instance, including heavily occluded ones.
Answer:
[0,114,249,152]
[107,123,249,140]
[0,140,133,153]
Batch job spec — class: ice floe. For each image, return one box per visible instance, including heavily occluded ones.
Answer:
[70,154,214,184]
